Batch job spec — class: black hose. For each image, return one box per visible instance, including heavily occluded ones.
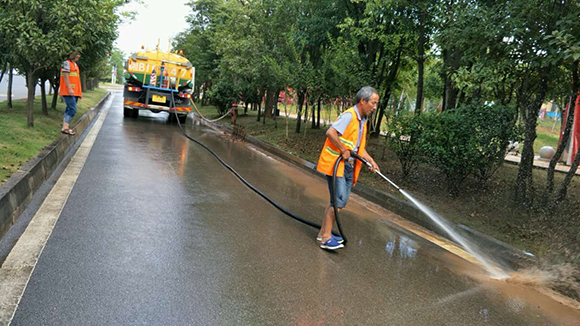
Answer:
[331,156,348,244]
[171,94,346,237]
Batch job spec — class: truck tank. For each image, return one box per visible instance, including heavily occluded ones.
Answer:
[123,48,195,123]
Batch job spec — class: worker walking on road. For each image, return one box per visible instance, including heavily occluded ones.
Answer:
[60,50,82,136]
[315,86,380,250]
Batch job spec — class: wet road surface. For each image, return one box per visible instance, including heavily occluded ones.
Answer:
[7,92,580,325]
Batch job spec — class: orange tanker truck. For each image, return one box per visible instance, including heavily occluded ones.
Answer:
[123,47,195,123]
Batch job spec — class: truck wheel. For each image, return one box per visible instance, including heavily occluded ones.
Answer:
[123,107,132,117]
[178,114,187,124]
[131,109,139,118]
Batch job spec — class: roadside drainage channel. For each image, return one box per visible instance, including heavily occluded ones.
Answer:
[194,116,536,271]
[0,92,112,241]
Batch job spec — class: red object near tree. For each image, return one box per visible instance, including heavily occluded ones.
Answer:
[559,92,580,165]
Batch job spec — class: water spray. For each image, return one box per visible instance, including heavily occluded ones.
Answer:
[349,151,510,280]
[169,97,509,277]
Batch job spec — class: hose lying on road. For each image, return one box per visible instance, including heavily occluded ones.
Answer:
[171,94,348,243]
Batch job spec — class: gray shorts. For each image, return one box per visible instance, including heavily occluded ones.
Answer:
[326,163,354,208]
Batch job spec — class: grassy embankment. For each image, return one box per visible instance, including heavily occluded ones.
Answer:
[535,118,562,153]
[197,105,579,266]
[0,88,108,183]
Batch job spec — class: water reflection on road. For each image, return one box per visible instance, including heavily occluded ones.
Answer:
[57,106,577,325]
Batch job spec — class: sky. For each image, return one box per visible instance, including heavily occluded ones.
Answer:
[115,0,192,57]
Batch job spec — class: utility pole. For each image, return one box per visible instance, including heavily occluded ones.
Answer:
[111,63,116,84]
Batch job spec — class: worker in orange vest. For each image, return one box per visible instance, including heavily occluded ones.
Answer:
[60,50,82,136]
[316,86,380,250]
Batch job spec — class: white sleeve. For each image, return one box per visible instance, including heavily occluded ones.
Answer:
[330,112,352,135]
[61,61,71,73]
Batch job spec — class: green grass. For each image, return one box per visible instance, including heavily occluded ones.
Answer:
[100,82,123,88]
[537,117,561,131]
[0,88,108,184]
[534,118,562,153]
[533,132,560,153]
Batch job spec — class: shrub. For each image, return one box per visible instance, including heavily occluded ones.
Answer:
[419,111,477,195]
[207,79,237,114]
[465,103,522,182]
[387,113,424,177]
[391,103,521,195]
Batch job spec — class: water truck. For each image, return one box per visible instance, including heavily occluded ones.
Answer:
[123,47,195,123]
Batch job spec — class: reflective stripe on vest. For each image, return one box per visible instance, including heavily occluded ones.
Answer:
[59,60,82,97]
[316,107,367,186]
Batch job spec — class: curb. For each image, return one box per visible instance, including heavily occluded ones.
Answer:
[193,116,536,269]
[0,92,112,240]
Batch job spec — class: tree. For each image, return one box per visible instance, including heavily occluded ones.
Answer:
[504,0,575,205]
[544,8,580,207]
[0,0,123,127]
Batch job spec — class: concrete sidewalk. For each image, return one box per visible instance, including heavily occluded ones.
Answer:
[505,154,580,175]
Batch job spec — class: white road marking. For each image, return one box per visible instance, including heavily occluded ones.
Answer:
[0,94,114,325]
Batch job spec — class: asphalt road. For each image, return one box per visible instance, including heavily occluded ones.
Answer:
[0,74,51,101]
[5,91,580,325]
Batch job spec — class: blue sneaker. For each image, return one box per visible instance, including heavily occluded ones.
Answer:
[320,237,344,250]
[316,235,344,244]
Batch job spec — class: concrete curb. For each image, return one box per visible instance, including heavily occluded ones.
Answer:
[0,92,112,240]
[193,116,536,269]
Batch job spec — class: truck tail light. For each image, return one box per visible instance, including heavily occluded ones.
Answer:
[179,93,192,99]
[127,86,141,92]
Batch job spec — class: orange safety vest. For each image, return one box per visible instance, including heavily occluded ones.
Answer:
[59,60,82,98]
[316,106,367,186]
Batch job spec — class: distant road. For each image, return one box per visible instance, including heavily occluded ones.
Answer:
[0,74,51,101]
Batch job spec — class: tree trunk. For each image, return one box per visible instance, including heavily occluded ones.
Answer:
[311,99,316,129]
[0,62,6,83]
[41,78,48,115]
[262,97,266,124]
[303,98,309,138]
[515,69,551,205]
[7,67,13,109]
[81,72,87,93]
[374,89,393,137]
[442,48,461,111]
[546,60,579,199]
[555,148,580,203]
[295,90,305,133]
[415,10,426,116]
[373,40,403,137]
[51,78,60,110]
[244,102,248,115]
[265,86,277,118]
[201,85,207,105]
[317,99,322,128]
[26,70,37,127]
[284,87,290,139]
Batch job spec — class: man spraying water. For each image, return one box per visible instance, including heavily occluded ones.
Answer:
[315,86,380,250]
